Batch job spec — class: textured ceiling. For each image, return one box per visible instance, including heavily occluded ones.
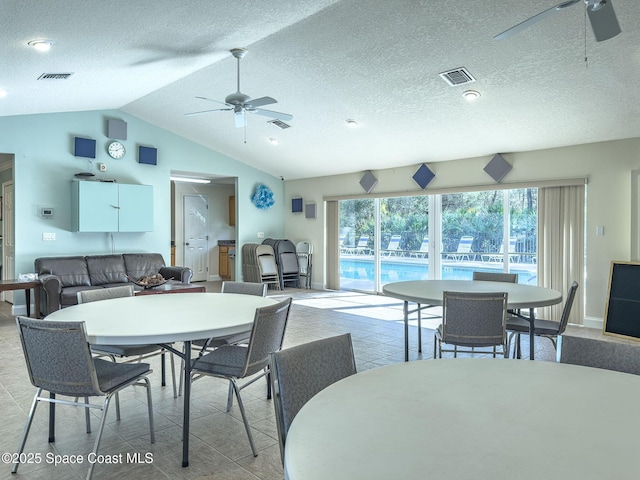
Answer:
[3,0,640,179]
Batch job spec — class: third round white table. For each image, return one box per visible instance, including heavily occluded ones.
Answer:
[284,358,640,480]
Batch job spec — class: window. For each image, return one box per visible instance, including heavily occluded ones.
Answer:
[338,188,537,292]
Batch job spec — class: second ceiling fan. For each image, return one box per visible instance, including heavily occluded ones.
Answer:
[494,0,621,42]
[186,48,293,127]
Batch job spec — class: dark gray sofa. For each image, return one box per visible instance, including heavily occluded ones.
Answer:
[35,253,193,316]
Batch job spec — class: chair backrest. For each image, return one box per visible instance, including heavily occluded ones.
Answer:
[508,236,517,253]
[357,235,369,247]
[386,235,401,250]
[16,316,103,397]
[472,271,518,283]
[339,234,346,246]
[457,236,474,253]
[77,285,134,304]
[241,298,292,378]
[270,333,356,463]
[221,281,267,297]
[559,335,640,375]
[556,281,579,335]
[442,291,508,347]
[296,241,312,255]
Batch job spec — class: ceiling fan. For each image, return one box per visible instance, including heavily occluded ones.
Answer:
[494,0,621,42]
[185,48,293,128]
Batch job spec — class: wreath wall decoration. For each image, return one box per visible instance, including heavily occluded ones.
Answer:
[251,183,275,210]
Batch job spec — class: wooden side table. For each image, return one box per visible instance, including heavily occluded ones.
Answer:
[0,279,41,318]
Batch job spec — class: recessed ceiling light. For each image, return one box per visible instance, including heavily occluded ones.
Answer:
[346,119,359,127]
[268,138,279,145]
[462,90,480,101]
[28,40,54,52]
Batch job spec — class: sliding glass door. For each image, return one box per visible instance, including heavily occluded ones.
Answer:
[338,188,537,292]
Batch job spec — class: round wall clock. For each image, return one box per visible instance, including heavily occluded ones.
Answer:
[107,141,126,159]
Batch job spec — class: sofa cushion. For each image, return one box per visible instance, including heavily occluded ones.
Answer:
[86,255,128,286]
[34,256,91,287]
[123,253,166,280]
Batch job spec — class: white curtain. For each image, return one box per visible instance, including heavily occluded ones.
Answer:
[537,185,585,324]
[325,201,340,290]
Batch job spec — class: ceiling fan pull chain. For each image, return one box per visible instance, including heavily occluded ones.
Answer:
[584,7,589,68]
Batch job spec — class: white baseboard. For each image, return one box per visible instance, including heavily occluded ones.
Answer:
[12,304,29,317]
[582,316,604,329]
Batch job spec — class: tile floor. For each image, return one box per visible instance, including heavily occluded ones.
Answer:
[0,282,598,479]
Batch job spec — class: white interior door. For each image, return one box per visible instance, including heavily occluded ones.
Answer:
[2,181,14,302]
[183,194,209,282]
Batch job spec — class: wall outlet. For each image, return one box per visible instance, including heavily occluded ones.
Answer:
[257,232,265,239]
[98,163,107,172]
[42,232,56,241]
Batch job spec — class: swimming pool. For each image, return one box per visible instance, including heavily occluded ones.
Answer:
[339,257,537,290]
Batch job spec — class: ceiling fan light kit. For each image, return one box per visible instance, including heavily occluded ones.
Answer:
[185,47,293,130]
[494,0,621,42]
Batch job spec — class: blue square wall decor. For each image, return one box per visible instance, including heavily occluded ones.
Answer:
[413,163,435,189]
[292,198,303,213]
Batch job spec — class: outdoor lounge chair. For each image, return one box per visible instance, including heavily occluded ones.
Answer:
[382,235,402,256]
[445,236,474,261]
[355,235,371,255]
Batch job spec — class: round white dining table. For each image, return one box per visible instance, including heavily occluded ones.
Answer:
[46,292,277,467]
[284,358,640,480]
[383,280,562,361]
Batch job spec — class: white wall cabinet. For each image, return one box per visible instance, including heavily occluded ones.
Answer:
[71,181,153,232]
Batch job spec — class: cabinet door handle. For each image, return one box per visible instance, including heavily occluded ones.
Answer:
[185,242,190,246]
[111,205,120,209]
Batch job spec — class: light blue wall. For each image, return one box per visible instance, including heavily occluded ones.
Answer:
[0,110,285,308]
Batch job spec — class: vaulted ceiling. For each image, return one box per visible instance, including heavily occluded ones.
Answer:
[3,0,640,179]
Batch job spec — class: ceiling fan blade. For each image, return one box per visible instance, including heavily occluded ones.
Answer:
[247,96,277,108]
[195,96,230,106]
[234,109,246,128]
[493,0,581,40]
[185,108,232,116]
[587,0,621,42]
[250,108,293,121]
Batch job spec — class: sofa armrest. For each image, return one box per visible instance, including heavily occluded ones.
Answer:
[39,274,62,316]
[159,266,193,283]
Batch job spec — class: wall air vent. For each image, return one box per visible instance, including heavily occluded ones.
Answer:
[268,119,291,130]
[439,67,476,86]
[37,73,74,80]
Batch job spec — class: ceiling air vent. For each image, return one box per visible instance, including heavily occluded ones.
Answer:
[439,67,475,87]
[37,73,74,80]
[268,119,291,130]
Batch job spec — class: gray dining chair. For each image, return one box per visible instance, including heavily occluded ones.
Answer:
[434,291,509,358]
[13,316,154,480]
[178,281,268,396]
[190,297,292,457]
[472,271,518,283]
[270,333,356,464]
[506,281,578,359]
[77,285,177,400]
[559,335,640,375]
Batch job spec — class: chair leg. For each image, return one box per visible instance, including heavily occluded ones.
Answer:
[142,377,155,444]
[226,381,234,411]
[230,379,258,457]
[49,392,55,442]
[12,388,41,473]
[86,396,113,480]
[84,397,92,433]
[170,352,177,398]
[115,392,121,421]
[266,368,272,400]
